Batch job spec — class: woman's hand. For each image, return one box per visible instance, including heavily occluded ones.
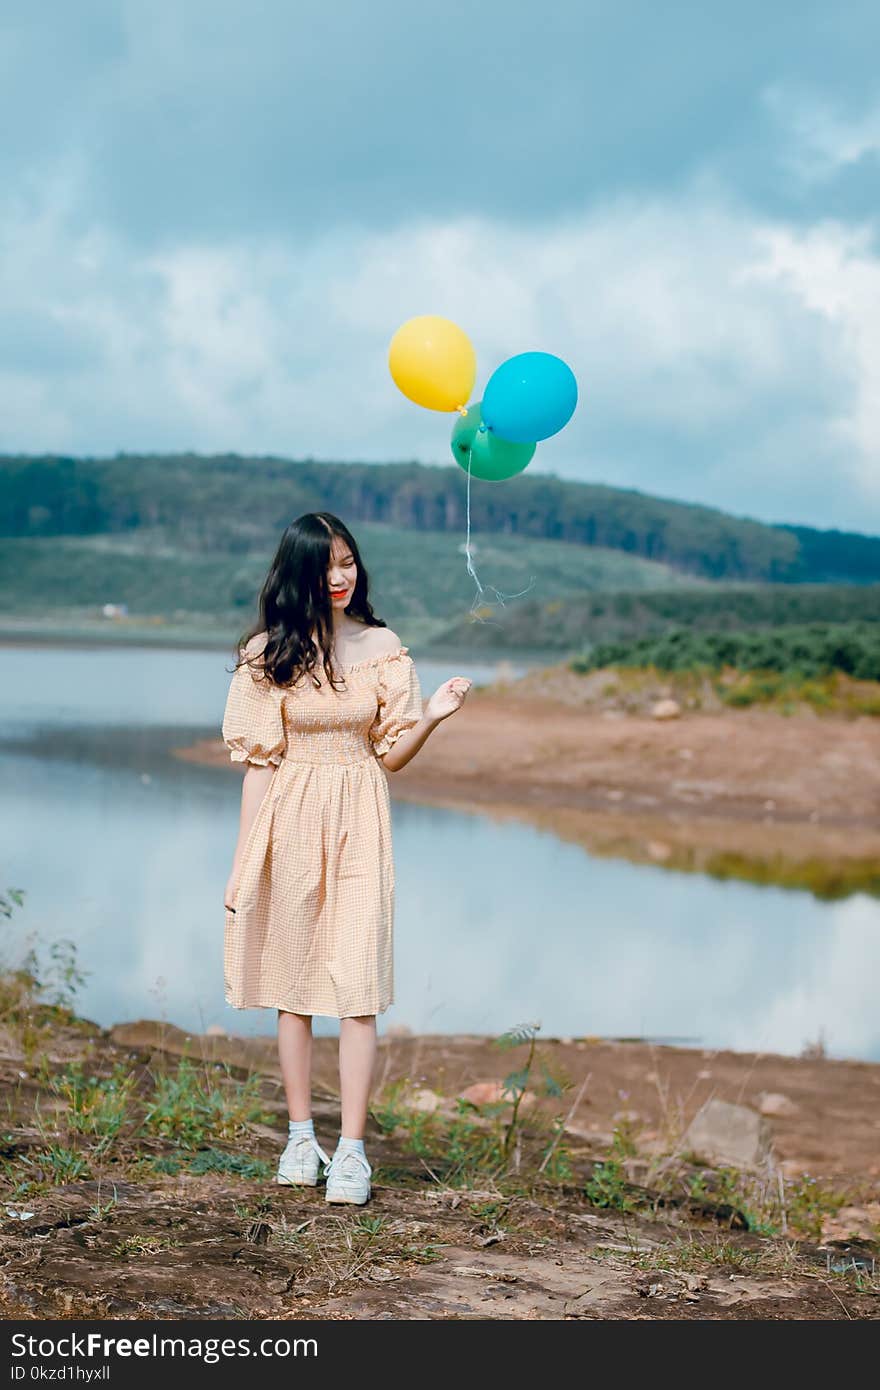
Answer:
[224,870,239,913]
[425,676,473,725]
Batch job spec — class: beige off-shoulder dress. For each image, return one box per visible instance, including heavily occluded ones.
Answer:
[221,637,423,1018]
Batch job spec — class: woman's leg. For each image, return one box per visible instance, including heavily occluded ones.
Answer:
[278,1010,313,1120]
[338,1014,377,1138]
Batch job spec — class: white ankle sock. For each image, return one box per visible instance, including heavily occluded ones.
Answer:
[288,1117,314,1139]
[337,1135,365,1155]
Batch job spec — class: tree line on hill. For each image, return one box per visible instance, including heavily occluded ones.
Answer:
[1,452,879,585]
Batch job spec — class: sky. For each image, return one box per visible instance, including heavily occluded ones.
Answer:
[1,1,879,532]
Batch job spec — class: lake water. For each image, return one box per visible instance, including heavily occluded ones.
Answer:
[1,643,879,1060]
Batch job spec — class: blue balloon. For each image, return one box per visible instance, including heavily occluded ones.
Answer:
[482,351,578,443]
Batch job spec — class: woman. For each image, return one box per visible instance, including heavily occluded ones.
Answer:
[221,511,471,1205]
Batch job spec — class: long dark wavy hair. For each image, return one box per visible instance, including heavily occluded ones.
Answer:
[232,513,386,691]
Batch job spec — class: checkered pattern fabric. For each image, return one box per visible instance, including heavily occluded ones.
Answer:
[221,634,423,1017]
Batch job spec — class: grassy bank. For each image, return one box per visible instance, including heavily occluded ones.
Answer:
[567,626,880,717]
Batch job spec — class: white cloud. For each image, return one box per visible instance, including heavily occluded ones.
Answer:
[743,222,880,498]
[728,895,880,1059]
[765,85,880,183]
[0,168,878,529]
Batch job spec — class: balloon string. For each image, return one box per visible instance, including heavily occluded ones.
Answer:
[464,447,483,598]
[463,447,537,623]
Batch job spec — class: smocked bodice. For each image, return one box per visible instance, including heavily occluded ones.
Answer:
[221,644,423,768]
[280,671,389,764]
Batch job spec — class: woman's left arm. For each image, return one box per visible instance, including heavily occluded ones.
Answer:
[380,676,472,773]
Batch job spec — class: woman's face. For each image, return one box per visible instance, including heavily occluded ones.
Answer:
[327,536,358,608]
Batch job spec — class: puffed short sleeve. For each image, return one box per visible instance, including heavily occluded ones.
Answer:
[369,647,423,759]
[221,643,287,767]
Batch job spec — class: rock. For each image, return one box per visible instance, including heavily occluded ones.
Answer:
[204,1024,228,1037]
[820,1205,880,1245]
[682,1099,772,1170]
[385,1023,413,1038]
[757,1091,799,1117]
[460,1081,537,1108]
[650,699,681,721]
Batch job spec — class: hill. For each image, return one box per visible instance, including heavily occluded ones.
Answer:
[2,452,879,584]
[0,525,698,650]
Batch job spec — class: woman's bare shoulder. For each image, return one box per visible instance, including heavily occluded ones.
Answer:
[368,626,403,655]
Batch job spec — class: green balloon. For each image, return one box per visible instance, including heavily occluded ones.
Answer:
[451,402,536,481]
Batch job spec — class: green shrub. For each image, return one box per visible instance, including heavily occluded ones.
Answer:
[572,622,880,680]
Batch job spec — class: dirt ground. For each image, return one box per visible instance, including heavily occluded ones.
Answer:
[178,674,880,889]
[1,1012,878,1321]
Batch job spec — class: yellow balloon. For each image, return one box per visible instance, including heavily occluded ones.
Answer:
[388,315,477,413]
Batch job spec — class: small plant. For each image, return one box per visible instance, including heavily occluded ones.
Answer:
[491,1021,574,1166]
[685,1165,774,1232]
[630,1236,761,1275]
[584,1159,634,1212]
[114,1233,180,1257]
[186,1147,272,1180]
[16,935,89,1013]
[0,902,90,1069]
[233,1196,272,1223]
[469,1199,507,1227]
[610,1116,641,1159]
[88,1190,120,1221]
[494,1021,541,1160]
[537,1117,574,1182]
[352,1214,385,1238]
[150,1154,183,1175]
[370,1078,417,1136]
[21,1144,90,1185]
[688,1166,741,1208]
[787,1174,849,1239]
[48,1062,137,1155]
[143,1057,270,1149]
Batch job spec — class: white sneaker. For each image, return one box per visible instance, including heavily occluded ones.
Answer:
[276,1133,331,1187]
[323,1147,372,1205]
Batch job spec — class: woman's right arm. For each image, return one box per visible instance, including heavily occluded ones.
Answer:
[224,763,277,908]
